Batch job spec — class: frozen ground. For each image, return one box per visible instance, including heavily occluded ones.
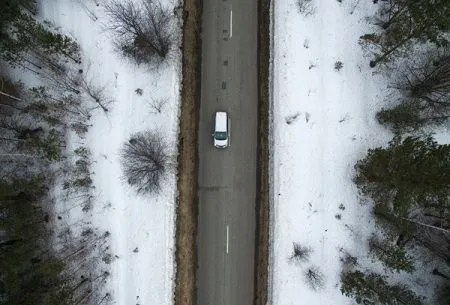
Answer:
[271,0,395,304]
[39,1,180,305]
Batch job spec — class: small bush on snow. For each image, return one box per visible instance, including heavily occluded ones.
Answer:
[290,242,312,263]
[296,0,315,17]
[304,265,325,291]
[334,61,344,71]
[285,112,301,125]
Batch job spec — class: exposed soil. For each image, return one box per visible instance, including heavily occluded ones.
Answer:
[173,1,202,305]
[253,0,271,305]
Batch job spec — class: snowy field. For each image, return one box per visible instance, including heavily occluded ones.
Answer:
[271,0,396,304]
[38,1,180,304]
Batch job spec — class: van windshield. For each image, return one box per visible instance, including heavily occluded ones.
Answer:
[214,131,227,140]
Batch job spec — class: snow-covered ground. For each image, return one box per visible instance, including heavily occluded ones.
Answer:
[25,0,444,304]
[39,1,180,304]
[271,0,396,304]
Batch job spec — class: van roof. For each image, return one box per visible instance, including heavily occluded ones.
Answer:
[215,112,227,131]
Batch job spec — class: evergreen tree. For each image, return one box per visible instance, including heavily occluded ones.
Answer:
[1,127,64,161]
[368,235,414,273]
[0,0,36,32]
[364,0,450,66]
[341,270,424,305]
[404,0,450,45]
[378,50,450,133]
[437,284,450,305]
[376,103,426,133]
[355,136,450,215]
[0,3,80,70]
[0,178,75,305]
[25,20,80,63]
[373,203,450,262]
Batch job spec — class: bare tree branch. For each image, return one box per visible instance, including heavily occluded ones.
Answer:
[304,265,325,291]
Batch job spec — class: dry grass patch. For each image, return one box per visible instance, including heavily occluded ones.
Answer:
[174,1,202,305]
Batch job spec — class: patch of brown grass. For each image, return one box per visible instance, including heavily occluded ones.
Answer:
[254,0,271,305]
[174,1,202,305]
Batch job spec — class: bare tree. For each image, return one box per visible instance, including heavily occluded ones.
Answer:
[339,248,358,269]
[76,0,99,22]
[377,49,450,132]
[43,66,81,95]
[296,0,315,17]
[104,0,175,66]
[120,130,172,194]
[28,86,92,123]
[304,265,325,291]
[43,61,113,113]
[80,76,111,112]
[289,242,312,263]
[148,97,168,114]
[399,51,450,109]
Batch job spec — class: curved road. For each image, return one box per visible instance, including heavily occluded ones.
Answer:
[197,0,258,305]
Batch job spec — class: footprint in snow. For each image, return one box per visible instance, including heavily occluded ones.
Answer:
[285,112,301,125]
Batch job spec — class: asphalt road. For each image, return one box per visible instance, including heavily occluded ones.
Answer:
[197,0,258,305]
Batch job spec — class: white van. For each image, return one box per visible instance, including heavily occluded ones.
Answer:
[213,111,229,148]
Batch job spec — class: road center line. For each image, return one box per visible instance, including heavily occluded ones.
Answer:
[229,9,233,38]
[226,225,229,254]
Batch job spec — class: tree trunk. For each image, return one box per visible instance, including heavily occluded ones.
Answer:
[400,217,450,234]
[433,268,450,281]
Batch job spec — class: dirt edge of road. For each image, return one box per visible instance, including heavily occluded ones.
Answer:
[174,1,202,305]
[254,0,271,305]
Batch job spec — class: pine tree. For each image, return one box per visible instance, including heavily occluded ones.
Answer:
[0,177,75,305]
[437,284,450,305]
[368,235,414,273]
[355,136,450,215]
[341,270,424,305]
[364,0,450,66]
[0,4,80,71]
[341,271,387,304]
[0,0,36,32]
[27,21,80,63]
[373,203,450,262]
[376,103,426,133]
[404,0,450,46]
[377,50,450,133]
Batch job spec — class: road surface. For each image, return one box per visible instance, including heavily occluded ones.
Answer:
[197,0,258,305]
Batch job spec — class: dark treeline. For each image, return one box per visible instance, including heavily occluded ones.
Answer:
[1,1,111,304]
[361,0,449,67]
[341,1,450,305]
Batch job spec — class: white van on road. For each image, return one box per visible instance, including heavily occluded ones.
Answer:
[213,111,229,148]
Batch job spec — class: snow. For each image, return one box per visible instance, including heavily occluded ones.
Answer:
[270,0,396,304]
[37,1,180,305]
[14,0,444,304]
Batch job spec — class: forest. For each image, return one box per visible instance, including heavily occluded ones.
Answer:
[346,0,450,304]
